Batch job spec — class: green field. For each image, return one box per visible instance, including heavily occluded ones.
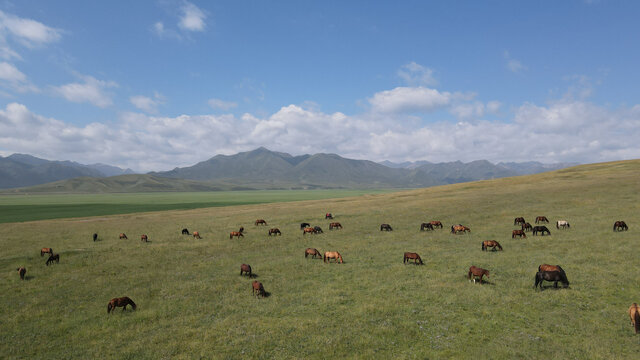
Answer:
[0,189,395,223]
[1,160,640,359]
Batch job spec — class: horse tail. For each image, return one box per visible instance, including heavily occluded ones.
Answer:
[482,242,485,251]
[635,308,640,334]
[107,303,113,313]
[323,253,326,263]
[534,273,540,289]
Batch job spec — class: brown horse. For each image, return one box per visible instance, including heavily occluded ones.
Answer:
[468,266,489,283]
[17,266,26,280]
[255,219,267,226]
[252,281,265,298]
[325,213,333,219]
[629,303,640,334]
[230,231,244,239]
[512,229,526,238]
[534,271,569,290]
[302,227,316,235]
[305,248,322,259]
[268,228,281,236]
[46,254,60,266]
[532,226,551,236]
[140,234,148,242]
[324,251,343,264]
[41,247,53,257]
[193,231,202,239]
[482,240,503,251]
[430,221,443,229]
[380,224,393,231]
[119,233,128,239]
[521,222,533,232]
[329,222,342,230]
[107,297,136,313]
[514,217,526,226]
[535,216,549,224]
[451,225,470,234]
[240,264,252,277]
[614,221,629,231]
[403,252,423,265]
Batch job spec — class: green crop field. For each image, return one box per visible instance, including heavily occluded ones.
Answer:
[2,160,640,359]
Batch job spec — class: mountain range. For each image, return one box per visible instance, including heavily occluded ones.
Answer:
[0,148,579,192]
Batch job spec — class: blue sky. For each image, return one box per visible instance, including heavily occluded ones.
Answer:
[0,0,639,171]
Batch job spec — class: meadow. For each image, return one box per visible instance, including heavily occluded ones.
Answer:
[1,160,640,359]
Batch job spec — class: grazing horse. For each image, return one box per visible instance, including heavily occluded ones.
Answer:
[403,252,423,265]
[535,216,549,224]
[512,229,526,238]
[522,223,533,232]
[41,247,53,257]
[420,223,434,231]
[324,251,344,264]
[514,217,526,226]
[140,234,148,242]
[538,264,566,275]
[303,227,316,235]
[238,227,244,234]
[556,220,570,229]
[430,221,443,229]
[230,231,244,239]
[482,240,503,251]
[313,226,323,234]
[451,225,470,234]
[614,221,628,232]
[629,303,640,334]
[300,222,310,230]
[93,233,98,242]
[252,281,265,298]
[46,254,59,266]
[255,219,267,226]
[193,231,202,239]
[380,224,393,231]
[468,266,489,283]
[240,264,252,277]
[532,226,551,236]
[181,228,189,235]
[325,213,333,219]
[534,271,569,290]
[119,233,128,239]
[329,222,342,230]
[107,297,136,313]
[17,266,26,280]
[268,228,282,236]
[305,248,322,259]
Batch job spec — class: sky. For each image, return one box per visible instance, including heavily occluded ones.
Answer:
[0,0,639,172]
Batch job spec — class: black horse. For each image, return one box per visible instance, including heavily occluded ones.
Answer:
[313,226,323,234]
[613,221,628,232]
[92,233,98,242]
[380,224,393,231]
[46,254,60,266]
[420,223,434,231]
[534,270,569,290]
[181,228,189,235]
[300,222,310,230]
[532,226,551,236]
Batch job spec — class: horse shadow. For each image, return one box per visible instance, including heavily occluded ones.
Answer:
[23,275,34,281]
[536,285,570,291]
[260,291,272,298]
[249,273,259,279]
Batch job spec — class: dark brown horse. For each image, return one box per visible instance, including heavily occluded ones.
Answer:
[119,233,128,239]
[538,264,565,274]
[451,225,470,234]
[329,222,342,230]
[514,217,526,226]
[240,264,252,277]
[314,226,323,234]
[302,227,316,235]
[255,219,267,226]
[93,233,98,242]
[512,229,526,238]
[380,224,393,231]
[532,226,551,236]
[629,303,640,334]
[108,297,136,313]
[41,247,53,257]
[482,240,503,251]
[468,266,489,283]
[238,227,244,234]
[430,221,443,229]
[268,228,281,236]
[252,281,265,298]
[324,251,343,263]
[325,213,333,219]
[46,254,59,266]
[305,248,322,259]
[403,252,423,265]
[140,234,148,242]
[420,223,434,231]
[521,222,533,232]
[535,216,549,224]
[193,231,202,239]
[300,222,310,230]
[181,228,190,235]
[534,271,569,290]
[614,221,628,232]
[17,266,26,280]
[230,231,244,239]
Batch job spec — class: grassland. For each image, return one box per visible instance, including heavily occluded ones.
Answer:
[1,160,640,359]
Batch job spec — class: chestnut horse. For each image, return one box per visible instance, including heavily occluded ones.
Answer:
[46,254,59,266]
[430,221,443,229]
[181,228,190,235]
[230,231,244,239]
[268,228,281,236]
[329,222,342,230]
[119,233,128,239]
[41,247,53,257]
[140,234,148,242]
[482,240,503,251]
[107,297,136,313]
[17,266,26,280]
[252,281,265,298]
[325,213,333,219]
[468,266,489,283]
[629,303,640,334]
[193,231,202,239]
[324,251,343,263]
[420,223,434,231]
[532,226,551,236]
[403,252,423,265]
[451,225,470,234]
[255,219,267,226]
[522,223,533,232]
[514,217,526,226]
[305,248,322,259]
[535,216,549,224]
[380,224,393,231]
[556,220,570,229]
[534,271,569,290]
[302,227,316,235]
[240,264,252,277]
[512,229,526,238]
[614,221,628,232]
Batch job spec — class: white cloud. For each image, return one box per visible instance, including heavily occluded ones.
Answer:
[179,2,206,32]
[130,92,165,113]
[52,75,118,108]
[504,51,526,73]
[0,61,38,93]
[0,10,62,48]
[398,62,437,86]
[208,98,237,111]
[369,86,452,113]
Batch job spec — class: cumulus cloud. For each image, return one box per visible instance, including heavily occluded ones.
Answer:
[398,62,437,86]
[52,75,118,108]
[208,98,237,111]
[130,92,165,113]
[369,86,452,113]
[178,2,206,32]
[0,10,62,48]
